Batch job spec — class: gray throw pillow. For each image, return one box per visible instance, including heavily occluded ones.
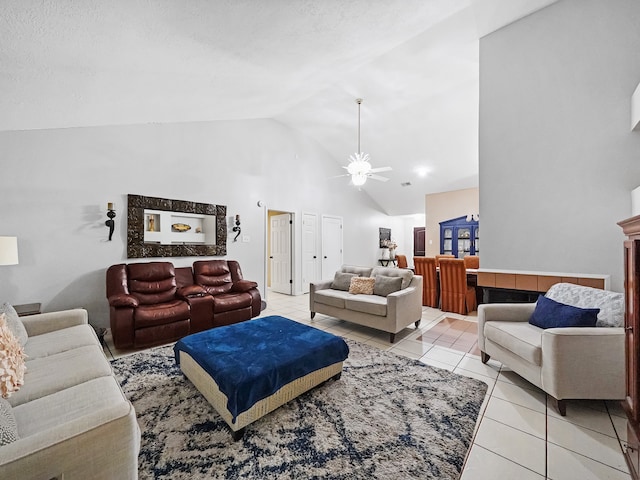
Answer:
[331,272,357,291]
[374,275,404,297]
[0,303,27,347]
[0,398,19,446]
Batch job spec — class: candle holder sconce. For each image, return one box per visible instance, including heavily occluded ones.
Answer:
[232,215,241,242]
[105,203,116,241]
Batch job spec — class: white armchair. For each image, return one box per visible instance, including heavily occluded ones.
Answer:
[477,283,625,415]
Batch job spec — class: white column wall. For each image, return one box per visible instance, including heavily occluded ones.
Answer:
[479,0,640,292]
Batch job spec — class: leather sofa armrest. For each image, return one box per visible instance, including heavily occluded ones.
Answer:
[108,294,139,308]
[177,285,207,298]
[231,280,258,293]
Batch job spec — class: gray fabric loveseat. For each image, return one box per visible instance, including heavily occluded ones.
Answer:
[0,306,140,479]
[310,265,423,342]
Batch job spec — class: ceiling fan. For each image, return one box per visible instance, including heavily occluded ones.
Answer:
[339,98,392,186]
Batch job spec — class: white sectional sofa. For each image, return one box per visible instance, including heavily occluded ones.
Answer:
[310,265,423,342]
[0,308,140,479]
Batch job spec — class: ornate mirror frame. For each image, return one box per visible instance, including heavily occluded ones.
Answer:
[127,194,227,258]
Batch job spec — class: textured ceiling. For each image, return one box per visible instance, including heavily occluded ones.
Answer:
[0,0,558,215]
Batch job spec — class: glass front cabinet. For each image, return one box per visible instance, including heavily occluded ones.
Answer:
[439,216,479,258]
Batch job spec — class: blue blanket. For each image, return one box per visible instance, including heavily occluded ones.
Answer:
[174,315,349,420]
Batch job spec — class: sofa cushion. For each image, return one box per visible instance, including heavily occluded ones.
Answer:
[0,313,27,399]
[331,272,357,291]
[345,296,388,317]
[370,267,413,289]
[484,321,542,366]
[0,303,27,347]
[7,344,112,407]
[349,277,375,295]
[213,292,252,313]
[340,265,373,277]
[529,295,599,329]
[314,289,350,309]
[545,282,624,327]
[0,398,18,445]
[12,376,131,439]
[134,299,190,328]
[25,324,99,360]
[374,275,403,297]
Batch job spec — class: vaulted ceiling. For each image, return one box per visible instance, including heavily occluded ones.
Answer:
[0,0,557,215]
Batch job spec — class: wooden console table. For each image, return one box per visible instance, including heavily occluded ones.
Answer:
[477,268,610,303]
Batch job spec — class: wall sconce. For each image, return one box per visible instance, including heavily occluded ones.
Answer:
[105,202,116,241]
[232,214,241,242]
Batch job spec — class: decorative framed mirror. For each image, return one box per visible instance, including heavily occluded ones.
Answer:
[127,194,227,258]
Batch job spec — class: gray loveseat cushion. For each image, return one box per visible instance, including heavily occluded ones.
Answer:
[331,272,358,291]
[370,267,413,289]
[374,275,403,297]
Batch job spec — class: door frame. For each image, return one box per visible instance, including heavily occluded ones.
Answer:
[266,208,296,296]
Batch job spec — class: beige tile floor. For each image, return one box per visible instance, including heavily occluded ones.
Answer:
[105,290,633,479]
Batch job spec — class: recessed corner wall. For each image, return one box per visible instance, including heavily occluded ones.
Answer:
[425,187,479,257]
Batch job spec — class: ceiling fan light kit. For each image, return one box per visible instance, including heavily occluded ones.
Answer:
[343,98,391,186]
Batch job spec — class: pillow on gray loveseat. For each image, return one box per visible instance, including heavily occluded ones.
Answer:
[374,275,403,297]
[331,272,358,291]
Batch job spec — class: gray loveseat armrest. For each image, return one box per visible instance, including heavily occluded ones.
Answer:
[20,308,89,337]
[310,280,334,311]
[477,303,536,352]
[386,276,422,325]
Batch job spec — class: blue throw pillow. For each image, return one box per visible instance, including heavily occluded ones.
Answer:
[529,295,600,329]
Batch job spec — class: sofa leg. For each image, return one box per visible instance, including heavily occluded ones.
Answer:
[551,397,567,416]
[414,319,421,328]
[311,311,316,320]
[480,351,490,364]
[389,333,396,343]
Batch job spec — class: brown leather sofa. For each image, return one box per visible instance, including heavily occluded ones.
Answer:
[106,260,261,349]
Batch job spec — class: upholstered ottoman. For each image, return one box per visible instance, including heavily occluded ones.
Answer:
[174,315,349,440]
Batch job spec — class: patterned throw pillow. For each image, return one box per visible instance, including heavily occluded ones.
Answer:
[348,277,375,295]
[0,397,18,445]
[0,303,28,347]
[0,313,27,398]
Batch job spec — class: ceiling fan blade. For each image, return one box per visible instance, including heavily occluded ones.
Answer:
[330,173,351,179]
[369,166,392,173]
[368,174,389,182]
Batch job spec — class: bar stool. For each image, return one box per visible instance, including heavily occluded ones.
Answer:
[413,257,438,307]
[439,258,477,315]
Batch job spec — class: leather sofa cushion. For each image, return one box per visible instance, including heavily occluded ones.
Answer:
[193,260,233,295]
[484,321,542,366]
[345,295,387,317]
[314,289,350,309]
[213,293,252,313]
[134,299,190,328]
[128,262,178,305]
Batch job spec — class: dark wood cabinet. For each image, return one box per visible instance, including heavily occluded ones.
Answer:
[439,216,479,258]
[618,215,640,480]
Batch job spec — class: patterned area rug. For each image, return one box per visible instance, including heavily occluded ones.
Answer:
[112,339,487,479]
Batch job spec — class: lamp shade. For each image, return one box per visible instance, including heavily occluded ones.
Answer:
[0,236,19,265]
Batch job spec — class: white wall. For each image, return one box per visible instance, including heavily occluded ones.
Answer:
[0,119,401,327]
[479,0,640,292]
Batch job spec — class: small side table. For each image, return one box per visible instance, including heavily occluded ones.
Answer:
[13,303,42,317]
[378,259,397,267]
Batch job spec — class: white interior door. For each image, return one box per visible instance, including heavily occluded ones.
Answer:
[270,213,292,294]
[321,215,343,280]
[301,212,320,293]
